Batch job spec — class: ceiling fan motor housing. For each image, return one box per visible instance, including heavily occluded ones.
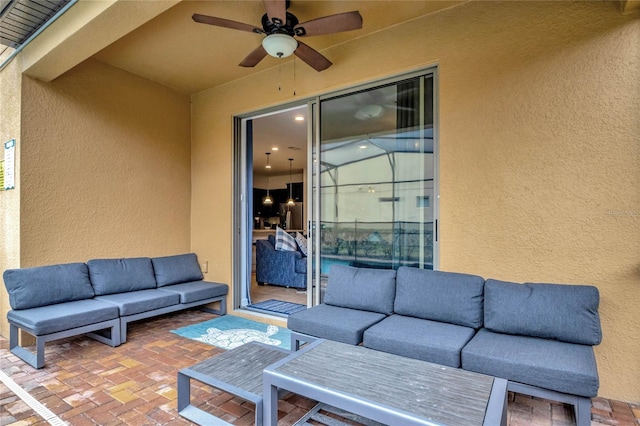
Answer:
[261,12,299,35]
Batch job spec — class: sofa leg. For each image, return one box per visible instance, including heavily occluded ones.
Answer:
[575,397,592,426]
[290,331,317,352]
[86,319,121,347]
[10,319,125,369]
[199,296,227,316]
[290,335,300,351]
[9,325,44,369]
[120,320,128,344]
[507,381,593,426]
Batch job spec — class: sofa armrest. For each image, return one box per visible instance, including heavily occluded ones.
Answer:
[256,239,305,287]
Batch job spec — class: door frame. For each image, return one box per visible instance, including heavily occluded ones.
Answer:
[232,101,313,310]
[232,66,439,313]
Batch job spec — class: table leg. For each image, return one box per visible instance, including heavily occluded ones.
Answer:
[177,372,190,412]
[484,377,508,426]
[262,376,279,426]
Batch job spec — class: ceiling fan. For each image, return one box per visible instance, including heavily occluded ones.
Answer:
[192,0,363,72]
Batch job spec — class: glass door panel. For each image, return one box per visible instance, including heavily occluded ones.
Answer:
[312,75,436,299]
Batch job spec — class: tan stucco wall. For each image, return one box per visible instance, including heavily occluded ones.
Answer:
[192,1,639,402]
[18,58,192,267]
[0,56,22,338]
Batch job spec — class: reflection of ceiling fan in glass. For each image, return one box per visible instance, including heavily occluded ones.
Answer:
[354,104,385,120]
[350,88,416,121]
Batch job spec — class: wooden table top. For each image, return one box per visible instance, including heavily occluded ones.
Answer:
[273,340,496,426]
[182,342,289,397]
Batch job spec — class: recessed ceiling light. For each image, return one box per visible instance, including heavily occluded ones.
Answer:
[272,147,279,151]
[294,115,305,122]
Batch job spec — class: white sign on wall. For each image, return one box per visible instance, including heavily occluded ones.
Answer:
[4,139,15,190]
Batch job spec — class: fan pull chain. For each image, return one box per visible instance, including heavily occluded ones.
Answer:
[293,56,296,96]
[278,61,282,92]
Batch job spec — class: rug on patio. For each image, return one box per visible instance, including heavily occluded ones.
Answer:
[248,299,307,316]
[171,315,291,350]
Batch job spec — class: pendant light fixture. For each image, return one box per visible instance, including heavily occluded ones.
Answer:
[265,152,272,169]
[287,158,295,206]
[263,152,273,206]
[263,174,273,206]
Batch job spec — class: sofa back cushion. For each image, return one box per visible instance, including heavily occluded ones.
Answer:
[88,257,157,295]
[4,263,95,310]
[151,253,203,287]
[394,267,485,329]
[324,265,396,315]
[275,227,298,252]
[484,279,602,345]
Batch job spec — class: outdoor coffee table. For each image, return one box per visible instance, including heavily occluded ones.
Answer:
[178,342,290,425]
[263,339,508,426]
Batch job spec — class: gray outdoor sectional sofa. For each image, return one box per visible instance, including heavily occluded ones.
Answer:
[288,265,602,426]
[3,253,227,369]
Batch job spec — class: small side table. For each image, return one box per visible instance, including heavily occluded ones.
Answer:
[178,342,290,426]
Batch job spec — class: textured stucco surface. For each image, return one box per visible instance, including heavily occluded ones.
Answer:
[191,1,639,401]
[2,58,193,341]
[0,57,22,338]
[19,58,192,265]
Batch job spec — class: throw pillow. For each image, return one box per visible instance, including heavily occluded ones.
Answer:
[295,232,308,256]
[275,227,297,251]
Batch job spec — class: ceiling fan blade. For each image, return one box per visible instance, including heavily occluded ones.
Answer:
[295,11,363,37]
[192,14,263,34]
[239,45,268,67]
[295,41,332,72]
[263,0,287,26]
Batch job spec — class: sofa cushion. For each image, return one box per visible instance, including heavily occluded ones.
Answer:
[323,265,396,315]
[158,280,228,304]
[484,279,602,345]
[95,289,179,316]
[288,304,386,345]
[151,253,204,287]
[275,227,297,251]
[7,299,119,335]
[364,314,476,368]
[461,328,599,397]
[87,257,157,295]
[295,232,308,256]
[3,263,94,310]
[394,267,485,329]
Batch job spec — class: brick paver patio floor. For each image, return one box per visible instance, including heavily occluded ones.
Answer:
[1,310,638,425]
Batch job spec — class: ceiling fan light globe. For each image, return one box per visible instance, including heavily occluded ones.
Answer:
[355,104,385,120]
[262,34,298,58]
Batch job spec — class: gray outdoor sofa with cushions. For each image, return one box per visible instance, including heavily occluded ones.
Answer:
[288,265,602,426]
[4,263,121,369]
[461,279,601,426]
[288,266,396,346]
[364,267,484,368]
[4,253,227,368]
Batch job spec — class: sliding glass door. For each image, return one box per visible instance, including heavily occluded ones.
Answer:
[309,73,436,304]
